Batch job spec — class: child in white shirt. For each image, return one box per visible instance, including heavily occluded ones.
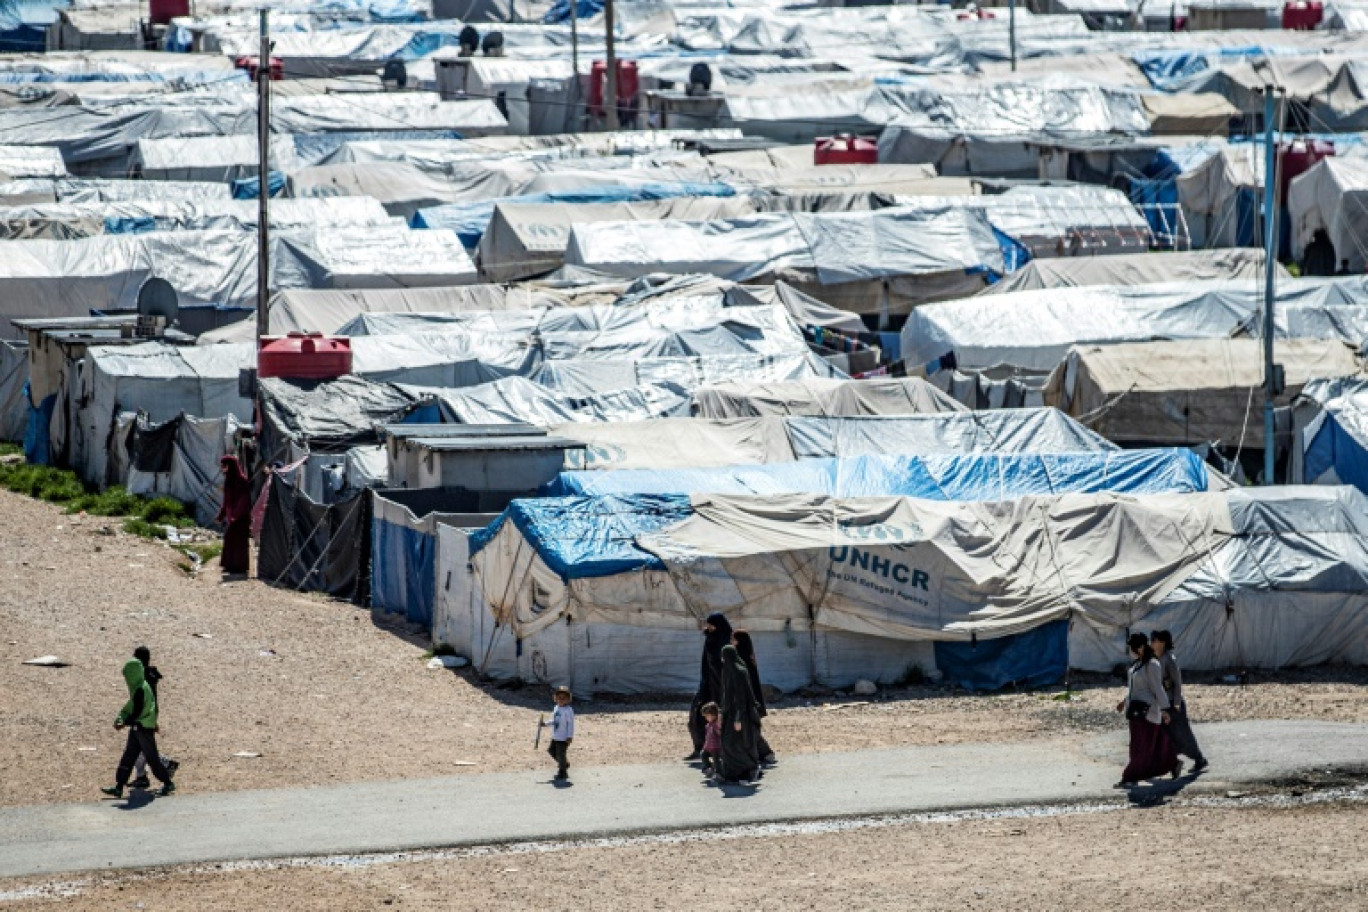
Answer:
[543,685,575,781]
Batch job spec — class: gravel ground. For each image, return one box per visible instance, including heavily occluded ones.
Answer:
[5,487,1368,808]
[3,798,1366,909]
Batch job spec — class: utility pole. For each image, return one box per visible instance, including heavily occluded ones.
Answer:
[1261,85,1280,485]
[256,8,271,340]
[603,0,618,131]
[569,0,579,79]
[1008,0,1016,72]
[569,0,580,131]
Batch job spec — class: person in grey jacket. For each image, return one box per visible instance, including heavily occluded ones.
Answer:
[1152,630,1208,774]
[1114,632,1179,788]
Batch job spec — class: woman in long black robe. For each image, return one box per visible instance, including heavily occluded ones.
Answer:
[717,644,762,783]
[733,630,776,765]
[687,612,732,757]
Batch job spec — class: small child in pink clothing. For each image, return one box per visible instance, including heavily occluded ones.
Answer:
[700,702,722,778]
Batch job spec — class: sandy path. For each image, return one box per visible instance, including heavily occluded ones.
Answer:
[4,487,1368,807]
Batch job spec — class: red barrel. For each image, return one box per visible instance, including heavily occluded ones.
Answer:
[258,332,352,380]
[149,0,189,24]
[815,135,879,165]
[588,60,638,115]
[1281,1,1323,28]
[234,56,285,81]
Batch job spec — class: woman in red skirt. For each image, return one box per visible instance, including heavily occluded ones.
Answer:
[1115,632,1180,788]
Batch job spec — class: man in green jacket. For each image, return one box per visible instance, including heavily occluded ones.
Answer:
[100,659,175,798]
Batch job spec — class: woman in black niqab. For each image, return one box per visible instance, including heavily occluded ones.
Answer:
[733,630,776,765]
[687,612,732,757]
[717,643,762,783]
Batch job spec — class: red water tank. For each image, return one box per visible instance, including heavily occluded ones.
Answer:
[587,59,638,116]
[234,56,285,81]
[1281,0,1323,29]
[258,332,353,380]
[815,134,879,165]
[149,0,189,24]
[1279,138,1334,198]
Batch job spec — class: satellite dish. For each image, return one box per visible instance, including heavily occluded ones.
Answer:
[136,277,179,324]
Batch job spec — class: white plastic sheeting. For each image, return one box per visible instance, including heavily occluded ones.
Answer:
[0,225,477,337]
[0,145,68,179]
[132,135,301,182]
[1287,158,1368,272]
[478,197,761,283]
[1068,487,1368,672]
[0,197,396,239]
[1044,338,1365,448]
[112,413,244,526]
[564,205,1004,286]
[553,409,1112,472]
[981,248,1279,294]
[76,343,252,486]
[902,276,1368,372]
[460,485,1368,688]
[0,230,256,337]
[691,378,966,418]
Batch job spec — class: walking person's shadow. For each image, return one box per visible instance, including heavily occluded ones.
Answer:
[1120,773,1197,807]
[113,790,157,811]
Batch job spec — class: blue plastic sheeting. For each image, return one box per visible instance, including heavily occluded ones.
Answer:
[22,384,53,465]
[0,0,64,51]
[372,518,436,627]
[411,181,737,248]
[934,619,1068,691]
[544,0,603,23]
[1133,46,1272,91]
[991,227,1032,275]
[470,494,692,580]
[1304,412,1368,494]
[231,171,289,200]
[544,450,1210,500]
[104,216,157,235]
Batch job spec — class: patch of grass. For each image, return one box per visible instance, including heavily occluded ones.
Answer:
[0,453,199,541]
[0,442,20,457]
[65,486,143,516]
[140,496,194,527]
[180,542,223,564]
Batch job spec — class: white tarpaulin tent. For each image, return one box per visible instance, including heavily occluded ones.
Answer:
[553,409,1113,472]
[980,248,1280,294]
[76,342,252,486]
[454,485,1368,691]
[1287,157,1368,272]
[477,196,761,283]
[691,377,966,418]
[902,276,1368,372]
[1045,338,1365,448]
[565,205,1005,315]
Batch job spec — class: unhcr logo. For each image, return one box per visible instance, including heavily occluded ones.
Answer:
[828,546,930,591]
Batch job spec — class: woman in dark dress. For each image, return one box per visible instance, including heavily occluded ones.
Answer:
[217,454,252,575]
[717,644,762,783]
[732,630,776,765]
[687,612,732,758]
[1115,632,1179,788]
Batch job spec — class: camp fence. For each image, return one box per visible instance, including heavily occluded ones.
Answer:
[455,486,1368,693]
